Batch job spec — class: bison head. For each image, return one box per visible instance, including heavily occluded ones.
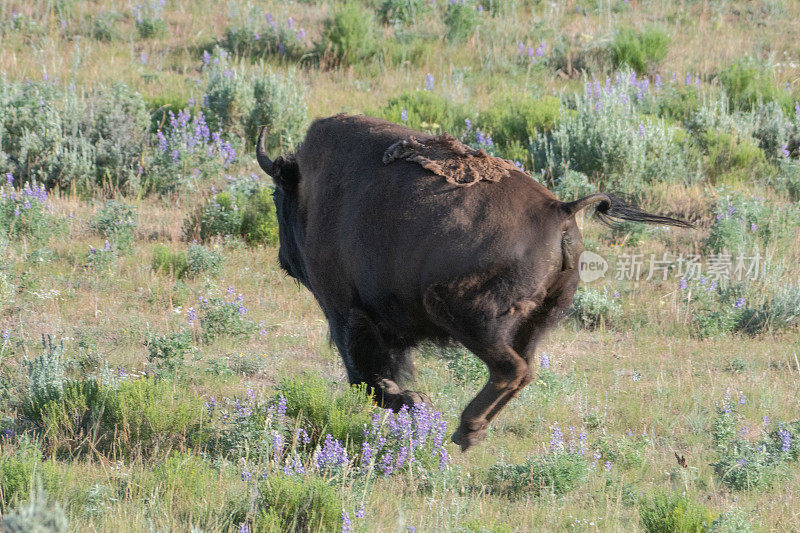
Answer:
[256,128,309,288]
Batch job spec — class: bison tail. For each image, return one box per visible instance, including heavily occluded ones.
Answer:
[561,193,693,228]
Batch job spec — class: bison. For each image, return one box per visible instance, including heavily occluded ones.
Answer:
[256,114,690,451]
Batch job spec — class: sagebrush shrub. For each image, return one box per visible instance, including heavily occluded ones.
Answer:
[570,288,622,328]
[91,201,137,251]
[0,80,149,192]
[145,329,196,371]
[221,9,310,62]
[379,0,429,27]
[201,47,307,153]
[0,485,67,532]
[531,72,691,196]
[199,294,256,342]
[186,243,223,277]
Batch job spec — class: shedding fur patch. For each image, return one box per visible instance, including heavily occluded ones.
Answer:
[382,133,520,186]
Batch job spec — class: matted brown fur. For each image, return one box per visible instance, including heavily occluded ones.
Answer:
[382,133,521,186]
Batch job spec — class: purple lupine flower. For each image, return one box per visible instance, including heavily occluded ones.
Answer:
[205,396,217,418]
[425,74,434,91]
[632,370,641,382]
[5,173,12,187]
[550,422,565,452]
[296,29,306,41]
[535,42,545,57]
[1,429,14,439]
[517,42,524,54]
[778,427,791,452]
[361,441,373,466]
[734,297,745,309]
[738,393,746,405]
[781,145,790,158]
[276,395,287,422]
[341,510,352,533]
[437,446,449,470]
[355,503,365,519]
[241,469,252,482]
[295,427,310,446]
[604,460,612,472]
[287,17,294,29]
[400,108,408,124]
[540,353,550,368]
[140,52,148,64]
[273,433,284,460]
[638,123,645,137]
[238,523,250,533]
[655,74,662,91]
[684,73,692,85]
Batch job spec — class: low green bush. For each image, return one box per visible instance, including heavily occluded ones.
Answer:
[277,375,375,451]
[444,2,481,42]
[487,453,589,497]
[610,25,670,74]
[379,0,430,27]
[638,491,716,533]
[320,3,377,67]
[253,474,343,533]
[145,329,196,372]
[718,57,794,113]
[152,245,188,278]
[91,201,137,252]
[377,90,468,134]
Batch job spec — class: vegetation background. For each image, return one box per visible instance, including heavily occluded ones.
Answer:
[1,0,800,531]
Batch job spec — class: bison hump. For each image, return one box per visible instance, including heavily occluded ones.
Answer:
[381,133,520,186]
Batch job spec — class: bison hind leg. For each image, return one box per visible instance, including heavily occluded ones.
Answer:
[345,308,429,411]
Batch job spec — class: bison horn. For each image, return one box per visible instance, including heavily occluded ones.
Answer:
[256,126,275,177]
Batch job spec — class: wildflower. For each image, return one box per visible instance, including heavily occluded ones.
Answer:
[287,17,294,29]
[425,74,434,91]
[238,524,250,533]
[540,353,550,369]
[550,422,565,452]
[341,510,352,533]
[632,370,641,382]
[241,469,252,482]
[781,144,790,158]
[400,108,408,124]
[738,393,746,405]
[355,503,365,519]
[778,427,791,452]
[296,29,306,41]
[638,123,645,137]
[750,223,757,232]
[734,297,745,309]
[140,52,147,64]
[604,460,612,472]
[5,173,12,187]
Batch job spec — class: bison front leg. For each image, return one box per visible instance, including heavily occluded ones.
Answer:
[345,308,430,411]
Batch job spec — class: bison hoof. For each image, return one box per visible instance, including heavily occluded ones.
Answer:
[451,425,488,452]
[401,390,432,407]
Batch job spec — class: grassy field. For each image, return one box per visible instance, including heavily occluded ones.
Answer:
[1,0,800,531]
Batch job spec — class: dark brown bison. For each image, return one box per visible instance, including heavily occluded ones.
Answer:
[256,114,689,451]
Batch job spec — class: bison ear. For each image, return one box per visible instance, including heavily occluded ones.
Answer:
[272,155,300,192]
